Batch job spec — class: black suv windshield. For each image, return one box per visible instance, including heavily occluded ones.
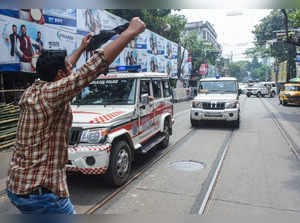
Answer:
[199,80,237,93]
[71,79,136,105]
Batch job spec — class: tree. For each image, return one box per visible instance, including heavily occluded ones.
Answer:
[252,9,297,80]
[179,30,219,75]
[107,9,187,43]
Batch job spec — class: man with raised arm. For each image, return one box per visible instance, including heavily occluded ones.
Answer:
[6,17,146,214]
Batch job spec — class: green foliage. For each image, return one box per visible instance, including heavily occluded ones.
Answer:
[244,46,271,58]
[251,9,297,80]
[180,30,219,74]
[107,9,187,43]
[288,9,300,27]
[227,58,271,82]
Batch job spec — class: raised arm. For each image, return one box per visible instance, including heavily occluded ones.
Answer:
[102,17,145,65]
[44,17,146,107]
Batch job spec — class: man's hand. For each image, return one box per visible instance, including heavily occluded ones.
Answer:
[80,34,93,51]
[125,17,146,37]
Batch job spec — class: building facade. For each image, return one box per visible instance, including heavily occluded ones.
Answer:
[185,21,222,53]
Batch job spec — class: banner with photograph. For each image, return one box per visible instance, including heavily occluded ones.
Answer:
[148,32,158,55]
[76,9,103,35]
[0,9,77,33]
[0,14,46,72]
[157,56,166,73]
[172,60,178,79]
[166,60,172,78]
[165,41,172,59]
[123,48,138,66]
[42,9,77,32]
[157,36,165,55]
[0,14,76,72]
[148,55,158,72]
[135,31,147,49]
[137,50,148,72]
[172,42,178,60]
[0,9,189,77]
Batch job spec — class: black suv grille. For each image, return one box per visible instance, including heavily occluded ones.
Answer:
[203,102,225,110]
[69,127,83,145]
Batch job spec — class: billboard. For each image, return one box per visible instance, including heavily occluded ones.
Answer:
[0,9,189,78]
[0,14,76,72]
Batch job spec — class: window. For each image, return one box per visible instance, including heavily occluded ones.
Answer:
[71,79,136,105]
[162,79,171,97]
[152,79,162,98]
[140,79,151,101]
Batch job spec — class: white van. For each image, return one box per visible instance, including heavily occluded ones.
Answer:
[190,76,240,128]
[67,71,174,186]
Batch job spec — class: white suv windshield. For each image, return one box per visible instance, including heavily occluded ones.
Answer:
[199,80,237,93]
[71,79,136,105]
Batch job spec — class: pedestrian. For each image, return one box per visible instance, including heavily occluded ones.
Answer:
[6,17,146,214]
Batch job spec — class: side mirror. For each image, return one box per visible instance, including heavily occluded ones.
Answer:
[238,89,242,95]
[141,94,149,105]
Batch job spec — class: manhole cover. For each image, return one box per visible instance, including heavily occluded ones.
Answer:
[168,160,205,172]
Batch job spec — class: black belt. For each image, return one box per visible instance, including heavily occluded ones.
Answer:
[18,187,53,198]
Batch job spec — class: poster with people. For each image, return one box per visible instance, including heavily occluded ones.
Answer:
[137,50,148,72]
[172,42,178,60]
[149,56,158,72]
[135,31,147,49]
[166,60,172,78]
[172,60,178,79]
[2,9,77,33]
[0,14,45,72]
[0,9,190,77]
[0,14,77,73]
[100,10,127,30]
[76,9,102,35]
[158,56,166,73]
[157,36,165,55]
[166,41,172,59]
[124,48,137,66]
[148,32,158,55]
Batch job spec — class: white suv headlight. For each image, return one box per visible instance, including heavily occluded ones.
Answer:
[225,101,238,109]
[192,101,202,108]
[80,128,108,144]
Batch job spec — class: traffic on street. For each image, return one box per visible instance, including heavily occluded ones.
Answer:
[0,8,300,216]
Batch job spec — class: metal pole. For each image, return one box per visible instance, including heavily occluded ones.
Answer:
[0,72,5,104]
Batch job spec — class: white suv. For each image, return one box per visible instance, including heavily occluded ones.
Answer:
[245,82,268,97]
[190,77,240,128]
[67,71,174,186]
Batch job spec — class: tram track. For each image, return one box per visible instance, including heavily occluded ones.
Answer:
[84,127,194,214]
[198,95,247,215]
[260,98,300,161]
[85,97,247,215]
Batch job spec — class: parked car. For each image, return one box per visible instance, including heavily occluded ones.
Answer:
[245,82,268,97]
[279,82,300,105]
[190,76,240,128]
[262,81,277,97]
[67,70,174,186]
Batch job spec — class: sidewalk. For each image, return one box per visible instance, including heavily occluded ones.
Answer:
[172,79,193,103]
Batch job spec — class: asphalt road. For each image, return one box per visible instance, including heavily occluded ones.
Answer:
[1,96,300,215]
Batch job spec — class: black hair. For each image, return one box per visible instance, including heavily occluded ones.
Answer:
[37,31,41,34]
[36,50,67,82]
[12,24,17,28]
[21,24,25,29]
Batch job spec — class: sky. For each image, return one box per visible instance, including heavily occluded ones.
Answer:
[176,9,272,61]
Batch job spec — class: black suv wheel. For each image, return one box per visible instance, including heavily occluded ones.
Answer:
[104,140,132,187]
